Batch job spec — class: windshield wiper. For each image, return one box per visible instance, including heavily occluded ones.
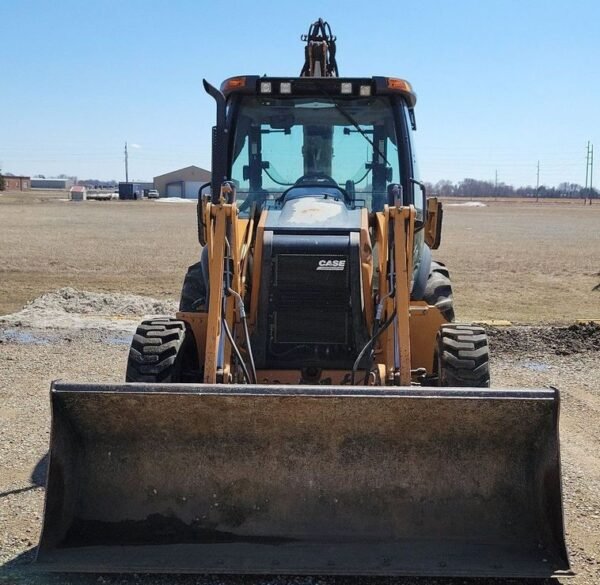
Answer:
[263,164,295,187]
[319,89,392,169]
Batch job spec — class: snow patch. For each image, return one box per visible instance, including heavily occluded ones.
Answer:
[155,197,194,203]
[446,201,487,207]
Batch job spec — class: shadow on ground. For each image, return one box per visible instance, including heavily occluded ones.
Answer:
[0,453,48,499]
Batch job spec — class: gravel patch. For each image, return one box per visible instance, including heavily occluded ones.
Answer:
[487,322,600,356]
[1,292,599,584]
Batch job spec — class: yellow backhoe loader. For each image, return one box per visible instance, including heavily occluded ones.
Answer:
[37,19,570,578]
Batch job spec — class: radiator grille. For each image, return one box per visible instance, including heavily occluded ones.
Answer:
[272,254,350,345]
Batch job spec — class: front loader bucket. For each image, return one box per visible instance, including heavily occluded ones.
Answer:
[37,382,570,578]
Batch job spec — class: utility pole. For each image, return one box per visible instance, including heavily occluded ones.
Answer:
[494,169,498,198]
[590,143,594,205]
[124,142,129,183]
[536,160,540,202]
[585,141,590,204]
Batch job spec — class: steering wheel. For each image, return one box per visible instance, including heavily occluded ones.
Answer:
[278,172,351,204]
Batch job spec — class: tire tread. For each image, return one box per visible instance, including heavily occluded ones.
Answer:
[437,324,490,387]
[424,261,455,322]
[126,318,188,383]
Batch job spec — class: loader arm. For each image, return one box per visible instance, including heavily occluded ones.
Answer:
[202,184,253,384]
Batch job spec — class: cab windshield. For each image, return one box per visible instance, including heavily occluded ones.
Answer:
[230,95,402,214]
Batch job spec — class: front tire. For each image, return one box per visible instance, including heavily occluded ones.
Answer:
[126,318,198,382]
[437,324,490,387]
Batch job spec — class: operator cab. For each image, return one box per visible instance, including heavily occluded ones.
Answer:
[220,76,424,219]
[200,75,427,371]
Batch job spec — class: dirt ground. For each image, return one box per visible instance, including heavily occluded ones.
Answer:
[0,192,598,322]
[0,191,199,317]
[1,192,599,584]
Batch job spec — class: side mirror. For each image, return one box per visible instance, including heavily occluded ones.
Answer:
[409,178,427,230]
[196,182,211,246]
[425,197,443,249]
[199,182,212,198]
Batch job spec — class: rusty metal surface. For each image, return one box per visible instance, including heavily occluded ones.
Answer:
[37,382,570,577]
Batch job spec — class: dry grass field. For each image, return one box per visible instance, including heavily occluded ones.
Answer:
[438,199,600,323]
[0,191,598,323]
[0,191,199,317]
[1,191,599,585]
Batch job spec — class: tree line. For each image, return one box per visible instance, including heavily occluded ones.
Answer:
[425,178,596,200]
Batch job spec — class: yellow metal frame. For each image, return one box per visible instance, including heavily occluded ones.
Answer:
[179,194,447,386]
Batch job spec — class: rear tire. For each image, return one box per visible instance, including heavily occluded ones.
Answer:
[437,324,490,387]
[126,318,198,383]
[424,261,455,322]
[179,260,208,312]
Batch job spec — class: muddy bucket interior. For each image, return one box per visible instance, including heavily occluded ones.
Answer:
[37,382,570,577]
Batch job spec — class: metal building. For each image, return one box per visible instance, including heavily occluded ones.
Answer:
[153,166,211,198]
[30,178,75,190]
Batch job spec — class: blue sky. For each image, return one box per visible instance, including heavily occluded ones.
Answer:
[1,0,598,187]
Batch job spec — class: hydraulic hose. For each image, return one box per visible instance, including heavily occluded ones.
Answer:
[223,235,257,384]
[222,315,252,384]
[351,310,396,386]
[228,287,257,384]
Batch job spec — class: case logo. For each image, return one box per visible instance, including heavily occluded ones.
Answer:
[317,259,346,271]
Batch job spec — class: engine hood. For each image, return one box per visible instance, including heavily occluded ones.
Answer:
[265,195,362,232]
